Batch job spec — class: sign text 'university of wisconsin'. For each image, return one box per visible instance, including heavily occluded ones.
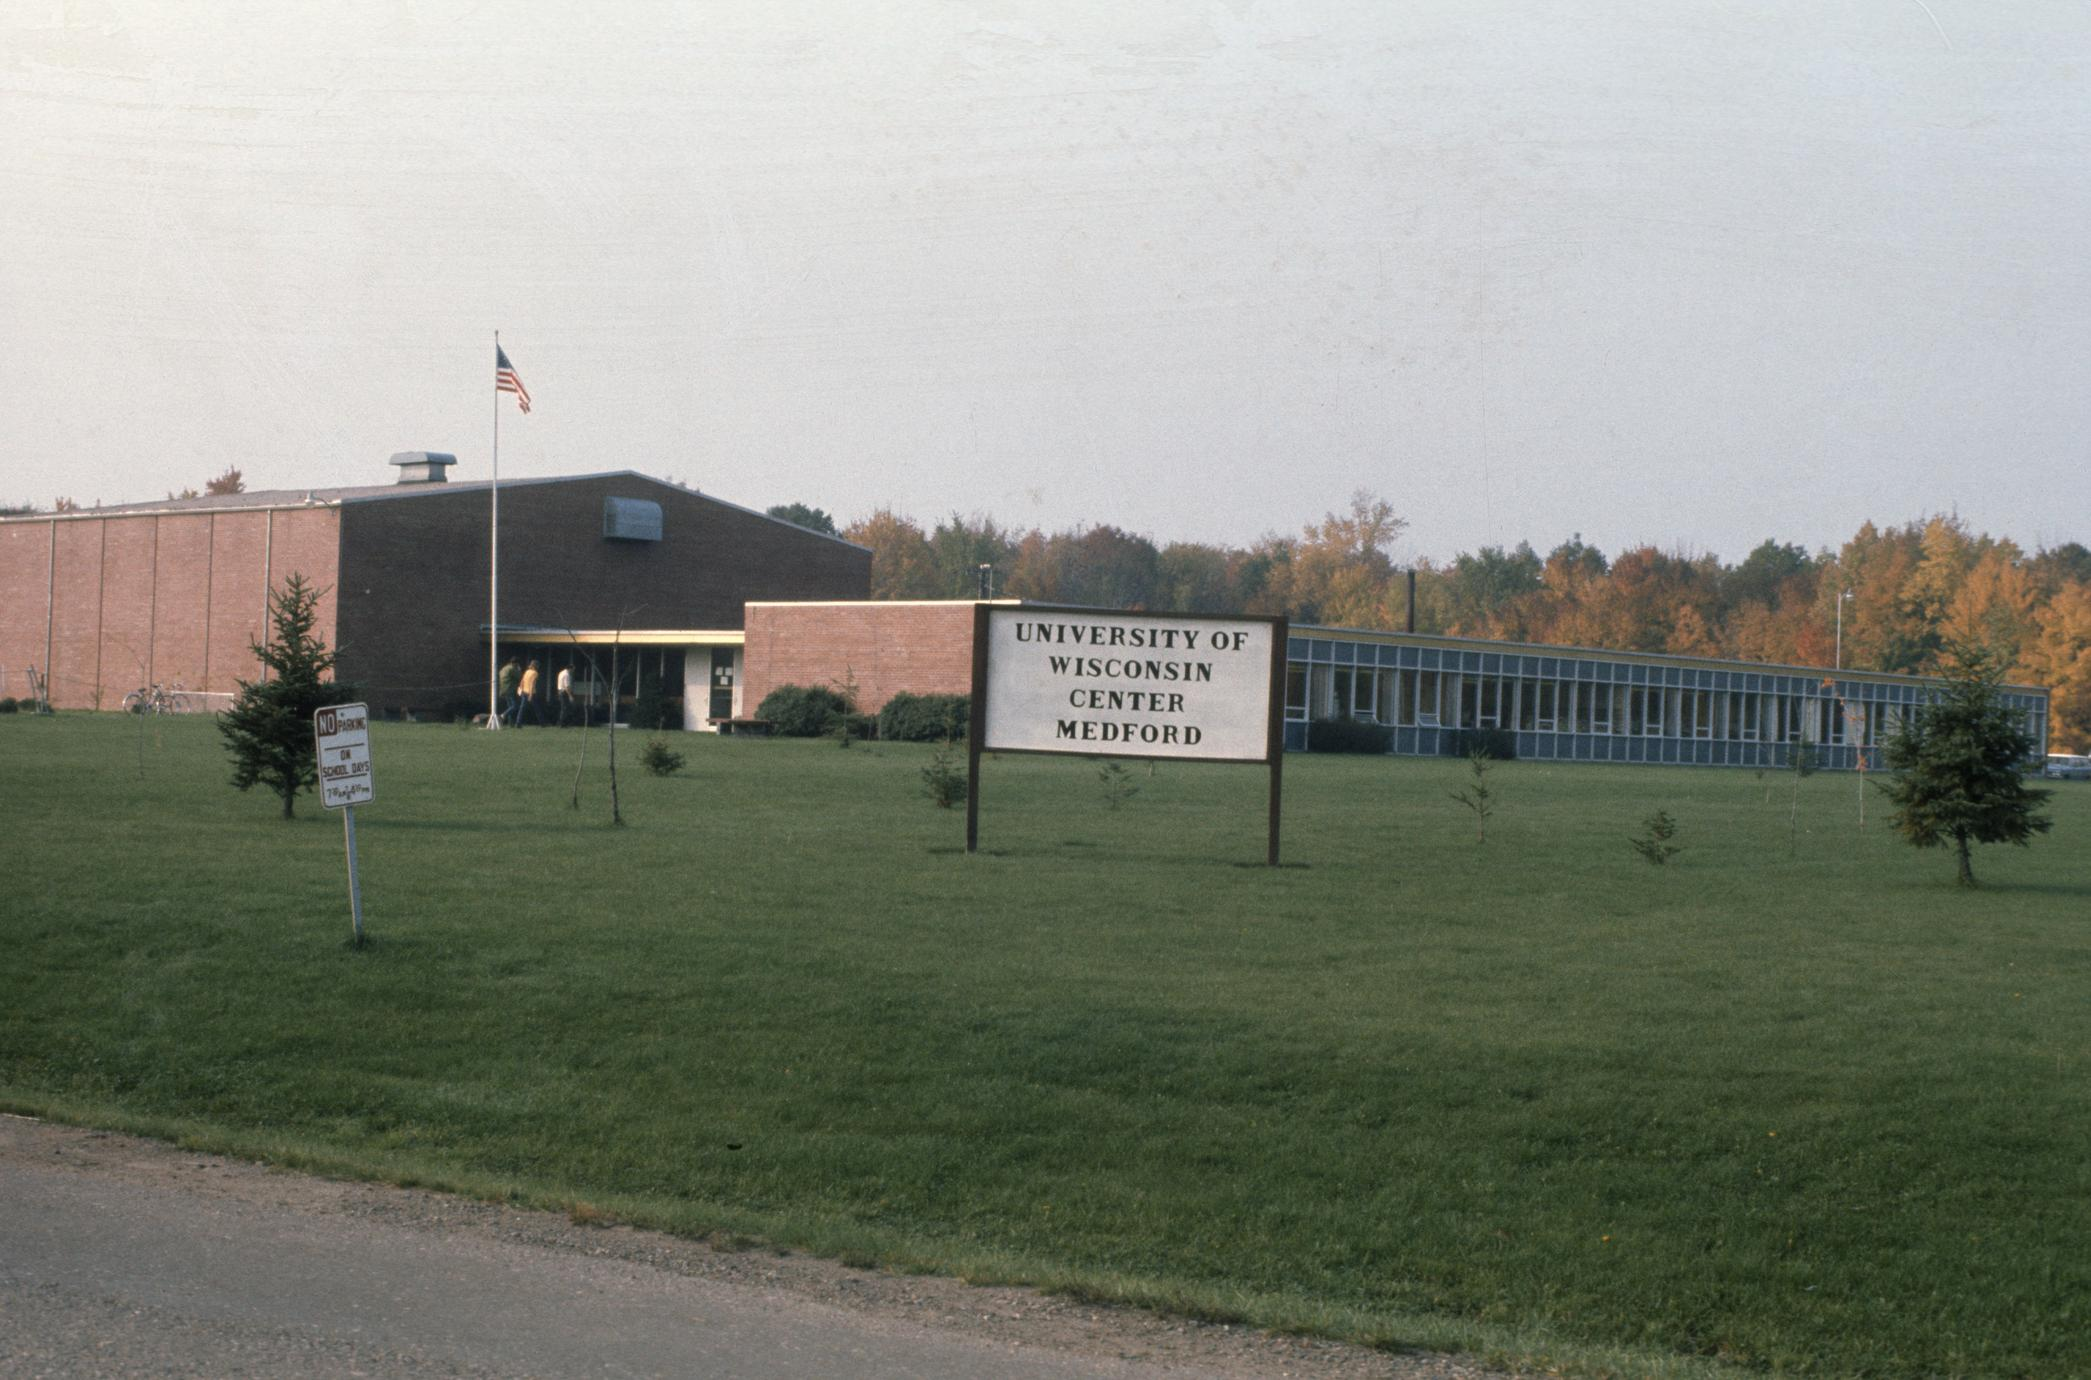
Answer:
[984,611,1276,761]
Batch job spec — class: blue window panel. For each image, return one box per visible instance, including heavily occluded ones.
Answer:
[1541,657,1558,677]
[1578,661,1594,679]
[1287,637,1306,659]
[1666,667,1682,687]
[1399,646,1418,667]
[1379,645,1398,666]
[1284,721,1310,752]
[1630,664,1648,684]
[1481,653,1501,675]
[1421,648,1440,669]
[1311,640,1332,662]
[1336,642,1357,664]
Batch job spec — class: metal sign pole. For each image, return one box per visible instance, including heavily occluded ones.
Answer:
[965,602,989,853]
[343,803,365,946]
[1267,616,1287,867]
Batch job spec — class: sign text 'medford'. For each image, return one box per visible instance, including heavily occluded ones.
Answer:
[984,611,1275,761]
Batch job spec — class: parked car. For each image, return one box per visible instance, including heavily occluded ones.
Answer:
[2043,754,2091,780]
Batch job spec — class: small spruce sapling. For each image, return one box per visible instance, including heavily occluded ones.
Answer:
[1786,740,1816,856]
[921,739,967,809]
[1880,641,2053,886]
[830,666,861,749]
[1628,809,1682,865]
[218,573,355,819]
[1097,758,1140,810]
[1449,747,1496,843]
[640,736,685,776]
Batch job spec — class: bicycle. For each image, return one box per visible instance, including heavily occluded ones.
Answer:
[122,682,189,715]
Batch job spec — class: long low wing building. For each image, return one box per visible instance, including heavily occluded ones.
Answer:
[732,602,2051,771]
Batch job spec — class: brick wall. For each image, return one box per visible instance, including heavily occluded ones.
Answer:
[48,520,105,708]
[0,508,341,710]
[0,521,52,702]
[150,516,213,695]
[742,602,978,716]
[96,518,158,707]
[204,512,273,700]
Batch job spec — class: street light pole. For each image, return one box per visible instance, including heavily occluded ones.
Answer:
[1835,588,1853,670]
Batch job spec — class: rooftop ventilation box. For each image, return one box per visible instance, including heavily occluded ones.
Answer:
[603,496,663,542]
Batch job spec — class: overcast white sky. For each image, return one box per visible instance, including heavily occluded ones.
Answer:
[4,1,2086,563]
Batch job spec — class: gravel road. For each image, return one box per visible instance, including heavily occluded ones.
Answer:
[0,1114,1523,1379]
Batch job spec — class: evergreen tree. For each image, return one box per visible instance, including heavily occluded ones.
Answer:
[219,574,355,819]
[764,501,837,536]
[1880,643,2052,886]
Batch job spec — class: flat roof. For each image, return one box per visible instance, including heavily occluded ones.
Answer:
[0,472,869,553]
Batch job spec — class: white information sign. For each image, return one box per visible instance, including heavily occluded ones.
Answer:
[982,609,1276,762]
[314,702,374,808]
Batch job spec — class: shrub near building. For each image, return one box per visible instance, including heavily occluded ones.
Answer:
[877,691,969,742]
[755,684,852,737]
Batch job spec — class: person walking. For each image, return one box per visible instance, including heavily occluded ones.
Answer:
[496,656,521,726]
[555,665,576,727]
[515,659,542,726]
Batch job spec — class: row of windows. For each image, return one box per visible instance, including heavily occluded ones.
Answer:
[1285,665,1920,745]
[1290,638,1929,702]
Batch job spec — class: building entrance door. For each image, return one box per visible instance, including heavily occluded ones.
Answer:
[709,647,736,721]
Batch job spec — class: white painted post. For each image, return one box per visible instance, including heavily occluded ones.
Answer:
[343,804,364,946]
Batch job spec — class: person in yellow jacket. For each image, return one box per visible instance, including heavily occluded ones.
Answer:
[514,659,541,726]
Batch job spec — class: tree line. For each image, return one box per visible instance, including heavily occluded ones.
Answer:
[769,495,2091,752]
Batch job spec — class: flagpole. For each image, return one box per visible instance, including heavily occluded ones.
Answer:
[489,329,502,730]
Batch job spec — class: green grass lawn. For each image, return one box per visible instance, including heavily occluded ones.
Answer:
[2,713,2085,1378]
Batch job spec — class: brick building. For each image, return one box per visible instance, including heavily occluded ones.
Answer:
[0,457,870,723]
[740,600,986,720]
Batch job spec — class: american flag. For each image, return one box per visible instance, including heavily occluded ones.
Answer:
[496,346,531,413]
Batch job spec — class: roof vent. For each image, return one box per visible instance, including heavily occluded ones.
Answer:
[390,451,457,484]
[603,496,663,542]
